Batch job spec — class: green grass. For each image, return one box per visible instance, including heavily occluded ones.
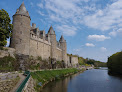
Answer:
[31,68,81,91]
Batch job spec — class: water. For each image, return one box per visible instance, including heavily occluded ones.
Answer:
[41,68,122,92]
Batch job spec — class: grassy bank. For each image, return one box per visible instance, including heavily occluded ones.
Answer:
[31,68,84,91]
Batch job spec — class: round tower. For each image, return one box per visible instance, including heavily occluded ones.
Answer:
[48,26,57,60]
[10,2,31,55]
[59,35,67,66]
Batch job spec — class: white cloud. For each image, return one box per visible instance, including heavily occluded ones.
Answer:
[101,47,107,52]
[109,28,122,37]
[85,43,95,47]
[88,35,111,41]
[73,48,81,52]
[84,0,122,31]
[37,3,44,8]
[36,0,122,37]
[37,11,45,16]
[56,25,77,36]
[50,14,61,22]
[109,31,117,37]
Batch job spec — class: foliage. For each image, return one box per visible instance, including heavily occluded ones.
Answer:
[67,53,78,57]
[78,56,106,67]
[85,58,107,67]
[56,60,65,68]
[31,68,79,91]
[30,63,40,70]
[0,56,19,72]
[0,9,13,46]
[78,57,85,65]
[0,47,8,50]
[37,56,42,61]
[107,51,122,75]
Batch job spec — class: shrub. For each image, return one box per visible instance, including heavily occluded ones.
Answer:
[0,55,19,72]
[37,56,42,61]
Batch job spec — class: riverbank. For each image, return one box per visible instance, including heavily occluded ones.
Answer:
[41,68,122,92]
[31,68,85,92]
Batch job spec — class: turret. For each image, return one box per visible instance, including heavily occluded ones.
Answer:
[32,23,36,29]
[10,2,31,55]
[59,35,67,66]
[48,26,57,60]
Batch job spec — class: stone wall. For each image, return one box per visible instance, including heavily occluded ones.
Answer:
[67,55,79,68]
[29,38,51,60]
[29,37,63,61]
[71,56,79,67]
[56,48,62,61]
[0,47,15,58]
[0,72,19,92]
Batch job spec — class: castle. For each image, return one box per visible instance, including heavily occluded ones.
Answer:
[10,2,78,68]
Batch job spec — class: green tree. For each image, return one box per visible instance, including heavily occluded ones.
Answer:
[0,9,13,46]
[107,51,122,75]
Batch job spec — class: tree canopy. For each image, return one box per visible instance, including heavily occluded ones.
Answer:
[78,57,107,67]
[0,9,13,46]
[107,51,122,75]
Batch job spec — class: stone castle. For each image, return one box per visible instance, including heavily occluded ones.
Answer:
[10,2,78,68]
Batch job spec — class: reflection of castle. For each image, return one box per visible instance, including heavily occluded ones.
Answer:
[10,2,78,67]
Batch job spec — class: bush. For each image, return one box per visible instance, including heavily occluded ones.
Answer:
[0,56,19,72]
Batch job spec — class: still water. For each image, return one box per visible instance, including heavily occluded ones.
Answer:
[41,68,122,92]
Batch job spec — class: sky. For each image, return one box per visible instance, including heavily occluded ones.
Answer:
[0,0,122,62]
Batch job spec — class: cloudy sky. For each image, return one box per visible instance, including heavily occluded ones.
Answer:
[0,0,122,62]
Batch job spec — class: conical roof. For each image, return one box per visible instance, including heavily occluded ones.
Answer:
[15,2,30,17]
[19,2,27,12]
[48,26,55,34]
[59,35,65,42]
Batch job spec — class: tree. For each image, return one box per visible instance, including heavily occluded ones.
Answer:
[0,9,13,46]
[107,51,122,75]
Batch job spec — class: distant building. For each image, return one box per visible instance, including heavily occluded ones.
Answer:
[10,2,78,68]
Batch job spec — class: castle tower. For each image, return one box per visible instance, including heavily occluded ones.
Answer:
[10,2,31,55]
[48,26,57,61]
[59,35,67,66]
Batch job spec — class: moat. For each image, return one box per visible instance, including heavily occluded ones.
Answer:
[41,68,122,92]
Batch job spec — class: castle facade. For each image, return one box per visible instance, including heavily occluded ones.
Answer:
[10,2,78,68]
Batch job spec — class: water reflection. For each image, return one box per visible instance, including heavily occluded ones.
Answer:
[41,73,80,92]
[41,69,122,92]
